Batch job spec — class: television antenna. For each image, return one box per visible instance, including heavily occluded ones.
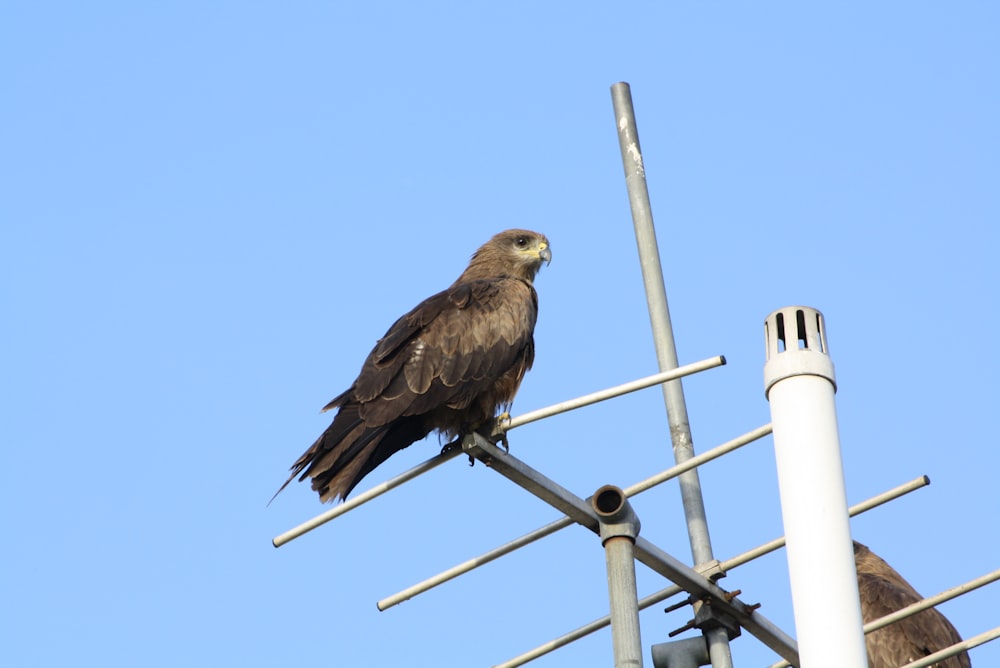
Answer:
[273,82,1000,668]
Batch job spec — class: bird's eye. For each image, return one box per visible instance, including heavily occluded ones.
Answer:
[515,236,528,247]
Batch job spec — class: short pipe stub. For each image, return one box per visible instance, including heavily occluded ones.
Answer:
[592,485,641,543]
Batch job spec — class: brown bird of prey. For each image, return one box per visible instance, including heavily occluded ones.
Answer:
[855,540,971,667]
[274,229,551,503]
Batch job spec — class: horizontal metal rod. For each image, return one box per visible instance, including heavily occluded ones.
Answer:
[721,475,931,574]
[623,423,770,497]
[494,583,690,668]
[377,516,567,612]
[272,447,463,547]
[273,355,724,548]
[767,623,1000,668]
[503,355,725,430]
[460,433,799,665]
[496,475,931,668]
[378,423,771,611]
[867,566,1000,634]
[901,624,1000,668]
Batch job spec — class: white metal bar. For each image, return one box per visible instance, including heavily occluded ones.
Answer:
[377,517,566,611]
[492,585,686,668]
[272,447,462,547]
[867,566,1000,634]
[623,423,771,497]
[721,476,931,574]
[504,356,725,431]
[900,625,1000,668]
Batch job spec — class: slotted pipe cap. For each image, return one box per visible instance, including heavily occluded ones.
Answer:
[763,306,837,398]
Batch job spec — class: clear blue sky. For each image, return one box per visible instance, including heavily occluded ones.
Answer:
[3,3,997,667]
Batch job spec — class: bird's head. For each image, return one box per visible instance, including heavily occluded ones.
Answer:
[462,229,551,282]
[508,229,551,268]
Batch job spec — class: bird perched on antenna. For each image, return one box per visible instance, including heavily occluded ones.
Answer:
[273,229,551,503]
[855,540,971,668]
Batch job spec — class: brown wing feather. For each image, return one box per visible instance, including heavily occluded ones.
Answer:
[355,277,536,426]
[855,541,971,668]
[399,280,534,417]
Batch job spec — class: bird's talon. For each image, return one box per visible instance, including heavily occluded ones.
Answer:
[486,413,511,452]
[440,438,461,456]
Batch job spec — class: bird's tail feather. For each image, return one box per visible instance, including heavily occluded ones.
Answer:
[323,417,431,501]
[270,406,431,504]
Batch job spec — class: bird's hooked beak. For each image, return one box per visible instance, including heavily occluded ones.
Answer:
[538,242,552,266]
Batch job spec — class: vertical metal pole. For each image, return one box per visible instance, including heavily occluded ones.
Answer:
[611,81,734,668]
[594,486,644,668]
[763,306,868,668]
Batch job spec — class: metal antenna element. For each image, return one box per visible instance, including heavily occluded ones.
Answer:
[273,356,724,548]
[503,357,725,432]
[612,80,734,668]
[493,476,931,668]
[270,85,996,668]
[901,626,1000,668]
[272,448,462,547]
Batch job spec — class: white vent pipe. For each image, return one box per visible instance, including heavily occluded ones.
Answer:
[764,306,867,668]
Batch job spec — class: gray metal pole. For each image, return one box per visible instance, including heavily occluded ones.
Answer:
[611,81,733,668]
[594,486,644,668]
[610,81,713,562]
